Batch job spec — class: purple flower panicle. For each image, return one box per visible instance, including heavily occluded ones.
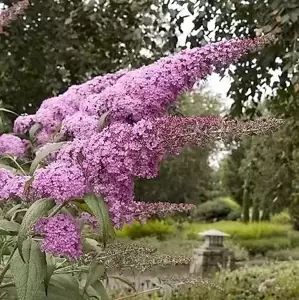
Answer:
[0,134,28,157]
[33,214,82,259]
[0,168,29,201]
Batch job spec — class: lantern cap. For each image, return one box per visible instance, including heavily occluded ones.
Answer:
[199,229,230,237]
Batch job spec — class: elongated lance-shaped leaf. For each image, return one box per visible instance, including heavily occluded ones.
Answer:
[71,199,93,214]
[91,280,109,300]
[0,219,20,235]
[5,203,23,219]
[0,107,19,116]
[29,123,41,142]
[18,198,55,262]
[0,163,16,172]
[44,255,56,295]
[29,142,66,175]
[98,111,110,130]
[84,194,115,248]
[11,238,47,300]
[48,274,84,300]
[83,261,106,294]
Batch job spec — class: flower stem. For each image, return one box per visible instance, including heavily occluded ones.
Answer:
[48,202,67,217]
[0,244,17,284]
[5,155,27,175]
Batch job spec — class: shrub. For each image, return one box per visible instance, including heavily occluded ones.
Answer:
[267,248,299,261]
[116,219,175,240]
[133,261,299,299]
[170,261,299,300]
[238,237,290,256]
[271,210,291,225]
[191,198,240,222]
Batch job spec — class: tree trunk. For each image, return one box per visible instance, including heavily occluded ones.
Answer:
[252,198,260,222]
[242,180,250,223]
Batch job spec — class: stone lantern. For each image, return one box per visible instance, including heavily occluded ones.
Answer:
[189,229,235,277]
[201,229,229,248]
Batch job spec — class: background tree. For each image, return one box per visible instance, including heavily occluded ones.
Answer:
[167,0,299,220]
[219,144,245,206]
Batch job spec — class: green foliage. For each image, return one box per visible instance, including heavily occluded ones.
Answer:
[135,91,221,205]
[190,198,241,222]
[271,210,291,225]
[116,220,175,240]
[184,221,290,240]
[18,198,55,261]
[267,247,299,261]
[239,237,291,256]
[219,145,245,206]
[11,238,47,300]
[84,193,115,247]
[132,261,299,299]
[220,130,295,221]
[168,261,299,300]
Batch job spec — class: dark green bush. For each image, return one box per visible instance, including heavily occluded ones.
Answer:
[238,237,290,256]
[267,248,299,261]
[191,198,240,222]
[170,261,299,300]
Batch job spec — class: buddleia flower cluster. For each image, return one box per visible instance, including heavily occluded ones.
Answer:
[0,32,281,259]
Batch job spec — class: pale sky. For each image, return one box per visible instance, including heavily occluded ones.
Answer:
[177,6,233,112]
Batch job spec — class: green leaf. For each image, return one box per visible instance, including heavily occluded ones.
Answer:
[49,274,83,300]
[82,238,102,253]
[98,111,110,130]
[18,199,55,261]
[0,163,16,172]
[44,255,56,295]
[5,204,25,220]
[0,108,19,116]
[29,123,41,141]
[109,275,136,292]
[35,281,84,300]
[0,219,20,235]
[71,199,93,214]
[83,261,106,294]
[29,142,66,175]
[10,238,47,300]
[91,280,109,300]
[84,194,114,247]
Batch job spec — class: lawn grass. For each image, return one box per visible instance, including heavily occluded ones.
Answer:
[183,221,290,240]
